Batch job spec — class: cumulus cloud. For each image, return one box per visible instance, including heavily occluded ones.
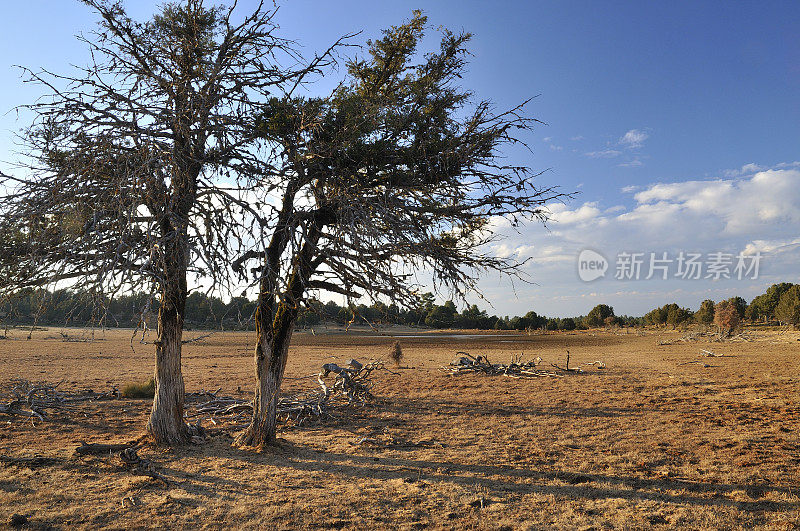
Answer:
[535,168,800,246]
[481,165,800,315]
[633,169,800,234]
[547,202,604,225]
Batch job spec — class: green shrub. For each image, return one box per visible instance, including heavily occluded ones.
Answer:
[775,285,800,328]
[121,378,155,399]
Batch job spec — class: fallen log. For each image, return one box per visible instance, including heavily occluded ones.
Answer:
[0,400,45,421]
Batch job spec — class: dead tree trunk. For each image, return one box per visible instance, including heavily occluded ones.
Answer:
[146,230,189,445]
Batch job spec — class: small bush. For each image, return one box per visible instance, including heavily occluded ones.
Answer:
[390,341,403,367]
[121,378,155,399]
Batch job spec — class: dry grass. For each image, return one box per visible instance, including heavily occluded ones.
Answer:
[121,378,155,399]
[0,326,798,529]
[390,340,404,367]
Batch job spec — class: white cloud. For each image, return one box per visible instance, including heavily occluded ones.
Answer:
[741,162,763,173]
[633,169,800,234]
[479,165,800,315]
[618,129,648,149]
[585,149,621,158]
[547,202,603,225]
[742,237,800,256]
[723,162,766,177]
[618,159,643,167]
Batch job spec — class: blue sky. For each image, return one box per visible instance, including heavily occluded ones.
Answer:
[1,1,798,317]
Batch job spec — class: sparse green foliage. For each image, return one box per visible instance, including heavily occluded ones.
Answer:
[747,283,795,321]
[643,303,692,327]
[727,296,747,319]
[695,299,715,324]
[774,285,800,328]
[236,11,566,445]
[586,304,614,328]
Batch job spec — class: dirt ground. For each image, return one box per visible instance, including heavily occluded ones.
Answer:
[0,326,798,529]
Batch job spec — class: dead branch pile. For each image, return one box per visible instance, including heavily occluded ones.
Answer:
[185,359,387,430]
[658,329,757,345]
[71,441,170,486]
[658,331,704,345]
[0,379,119,421]
[440,351,605,379]
[0,360,385,431]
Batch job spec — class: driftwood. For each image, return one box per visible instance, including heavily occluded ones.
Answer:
[658,331,704,345]
[658,329,756,345]
[0,400,44,421]
[73,442,169,485]
[181,332,214,345]
[184,359,387,430]
[0,379,120,424]
[119,447,169,485]
[678,360,713,367]
[441,351,605,378]
[59,331,104,343]
[1,360,384,433]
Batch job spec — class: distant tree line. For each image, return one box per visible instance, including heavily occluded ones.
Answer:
[632,283,800,331]
[0,289,256,330]
[2,283,798,332]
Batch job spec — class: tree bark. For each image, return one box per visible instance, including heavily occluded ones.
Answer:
[235,302,296,447]
[146,236,189,445]
[236,201,325,448]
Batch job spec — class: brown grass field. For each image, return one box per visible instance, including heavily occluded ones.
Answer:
[0,326,798,529]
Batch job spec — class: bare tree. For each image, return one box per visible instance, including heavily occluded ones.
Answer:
[0,0,345,444]
[232,12,567,447]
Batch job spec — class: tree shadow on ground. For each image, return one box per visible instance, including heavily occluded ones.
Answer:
[177,437,797,514]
